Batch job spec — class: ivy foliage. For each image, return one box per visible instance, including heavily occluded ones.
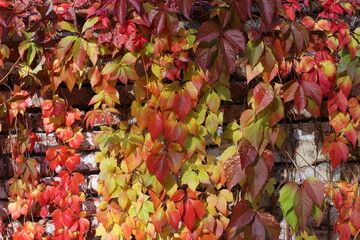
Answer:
[0,0,359,239]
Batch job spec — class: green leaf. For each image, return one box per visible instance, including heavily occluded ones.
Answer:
[85,42,99,65]
[27,43,37,65]
[57,36,77,62]
[102,63,119,75]
[121,52,138,65]
[246,40,264,68]
[279,182,298,215]
[82,17,99,33]
[206,91,221,113]
[72,38,87,70]
[205,112,219,136]
[182,169,199,191]
[220,145,238,162]
[58,21,78,32]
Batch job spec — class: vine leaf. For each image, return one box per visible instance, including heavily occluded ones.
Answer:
[294,188,313,231]
[322,134,349,169]
[254,82,274,114]
[256,0,275,28]
[258,212,280,239]
[146,152,170,184]
[173,90,192,121]
[195,21,220,43]
[219,38,237,73]
[252,215,267,239]
[222,149,246,190]
[238,138,258,168]
[222,28,245,52]
[247,158,268,198]
[115,0,127,25]
[175,0,192,19]
[302,80,323,106]
[303,177,325,207]
[228,200,255,229]
[148,110,163,140]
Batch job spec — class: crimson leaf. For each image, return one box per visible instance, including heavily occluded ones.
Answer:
[228,200,255,229]
[115,0,127,25]
[195,21,220,43]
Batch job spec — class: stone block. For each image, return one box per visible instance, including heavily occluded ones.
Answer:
[75,152,99,173]
[0,201,8,220]
[87,175,99,196]
[82,197,101,217]
[0,181,9,199]
[286,163,340,183]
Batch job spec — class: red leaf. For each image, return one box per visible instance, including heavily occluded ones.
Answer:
[252,215,267,240]
[254,82,274,114]
[350,205,360,230]
[167,143,183,174]
[322,135,349,169]
[294,85,306,115]
[302,80,322,106]
[157,12,166,35]
[184,198,205,231]
[238,138,258,168]
[171,189,186,202]
[184,200,196,231]
[247,158,268,198]
[175,0,192,19]
[115,0,127,25]
[294,188,313,231]
[148,110,163,140]
[256,0,275,28]
[220,38,237,73]
[258,212,280,239]
[195,44,217,72]
[335,222,351,240]
[303,177,325,207]
[222,28,245,52]
[40,206,48,219]
[195,21,220,43]
[261,149,274,170]
[302,16,315,28]
[223,153,246,190]
[228,200,255,229]
[282,79,299,103]
[173,122,188,146]
[167,204,181,230]
[146,153,169,183]
[344,124,358,147]
[173,91,192,121]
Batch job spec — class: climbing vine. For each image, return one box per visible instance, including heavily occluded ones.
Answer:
[0,0,359,239]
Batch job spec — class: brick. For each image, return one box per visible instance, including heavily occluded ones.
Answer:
[0,201,8,220]
[80,132,100,151]
[88,216,99,238]
[82,197,101,217]
[44,220,55,235]
[117,85,135,105]
[341,163,360,181]
[222,104,244,122]
[34,131,100,154]
[87,175,99,196]
[229,82,247,103]
[0,181,9,200]
[286,163,341,183]
[76,152,99,173]
[34,133,58,153]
